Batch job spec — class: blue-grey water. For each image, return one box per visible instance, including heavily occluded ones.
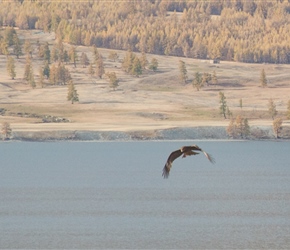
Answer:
[1,141,290,249]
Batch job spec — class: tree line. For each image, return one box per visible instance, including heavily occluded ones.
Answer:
[1,0,290,64]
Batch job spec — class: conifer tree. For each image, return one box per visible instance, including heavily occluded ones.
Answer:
[88,63,95,77]
[23,56,32,82]
[226,118,237,138]
[122,50,135,73]
[58,63,71,85]
[226,106,232,119]
[84,31,91,46]
[24,40,33,58]
[0,39,9,56]
[56,38,64,62]
[69,46,78,67]
[6,56,16,80]
[67,80,79,104]
[260,68,267,87]
[43,61,50,79]
[63,50,69,64]
[49,64,57,85]
[201,72,211,87]
[211,70,218,85]
[235,115,244,138]
[106,71,119,90]
[4,27,16,46]
[192,71,202,91]
[93,45,100,62]
[219,91,228,119]
[36,39,40,55]
[24,58,36,88]
[273,118,283,139]
[149,58,158,72]
[28,66,36,88]
[96,57,105,78]
[243,118,251,138]
[179,60,187,83]
[268,98,277,120]
[131,57,142,77]
[140,52,148,69]
[108,51,119,62]
[1,122,12,140]
[13,34,22,59]
[38,43,44,58]
[81,52,89,68]
[38,66,45,88]
[43,42,50,63]
[51,13,61,33]
[51,47,59,63]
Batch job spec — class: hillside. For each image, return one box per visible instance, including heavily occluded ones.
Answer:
[0,30,290,141]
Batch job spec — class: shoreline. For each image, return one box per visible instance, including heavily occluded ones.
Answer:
[5,125,290,142]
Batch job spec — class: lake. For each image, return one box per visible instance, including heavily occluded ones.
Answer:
[1,141,290,249]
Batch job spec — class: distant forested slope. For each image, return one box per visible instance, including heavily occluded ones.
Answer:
[1,0,290,64]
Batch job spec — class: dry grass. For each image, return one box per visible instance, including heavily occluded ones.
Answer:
[0,29,290,133]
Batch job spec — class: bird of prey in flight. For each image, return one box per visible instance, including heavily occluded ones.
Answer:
[162,145,215,178]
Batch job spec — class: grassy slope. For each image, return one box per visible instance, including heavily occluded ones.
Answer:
[0,30,290,135]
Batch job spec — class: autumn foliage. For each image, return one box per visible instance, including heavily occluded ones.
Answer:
[1,1,290,64]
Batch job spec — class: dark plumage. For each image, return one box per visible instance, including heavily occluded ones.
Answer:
[162,145,215,178]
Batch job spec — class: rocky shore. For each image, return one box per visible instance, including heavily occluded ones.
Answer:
[9,125,290,141]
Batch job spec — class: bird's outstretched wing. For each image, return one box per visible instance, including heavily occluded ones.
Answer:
[186,145,201,151]
[188,145,215,164]
[162,149,183,178]
[201,150,215,164]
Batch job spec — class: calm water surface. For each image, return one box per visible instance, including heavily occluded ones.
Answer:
[1,141,290,249]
